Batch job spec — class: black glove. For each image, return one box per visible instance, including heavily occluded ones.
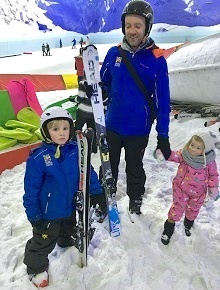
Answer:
[156,136,171,160]
[98,81,108,103]
[90,193,106,207]
[77,80,93,99]
[83,81,93,99]
[30,220,45,231]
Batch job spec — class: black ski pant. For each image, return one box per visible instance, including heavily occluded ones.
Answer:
[24,214,76,275]
[74,110,97,153]
[106,130,148,200]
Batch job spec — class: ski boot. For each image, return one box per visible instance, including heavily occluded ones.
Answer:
[29,271,49,288]
[129,197,143,215]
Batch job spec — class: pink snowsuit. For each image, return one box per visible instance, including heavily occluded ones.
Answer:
[167,150,219,221]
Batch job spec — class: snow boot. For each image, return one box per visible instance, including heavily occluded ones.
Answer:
[161,220,175,245]
[184,217,194,237]
[129,197,143,215]
[29,271,49,288]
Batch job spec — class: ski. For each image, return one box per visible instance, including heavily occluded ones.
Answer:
[75,128,94,267]
[82,44,121,238]
[200,106,220,117]
[171,103,204,115]
[171,103,220,118]
[174,112,201,120]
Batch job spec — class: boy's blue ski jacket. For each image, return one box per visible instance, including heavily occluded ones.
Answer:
[23,141,102,223]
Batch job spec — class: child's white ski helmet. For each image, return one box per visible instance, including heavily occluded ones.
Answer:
[40,106,74,142]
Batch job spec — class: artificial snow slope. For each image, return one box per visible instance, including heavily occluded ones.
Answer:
[167,33,220,105]
[0,116,220,290]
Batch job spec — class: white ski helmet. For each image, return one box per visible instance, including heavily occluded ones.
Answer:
[40,106,74,142]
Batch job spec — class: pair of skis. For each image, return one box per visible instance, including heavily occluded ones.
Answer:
[75,45,121,268]
[75,128,95,268]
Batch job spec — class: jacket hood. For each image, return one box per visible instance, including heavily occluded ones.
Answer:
[195,131,215,153]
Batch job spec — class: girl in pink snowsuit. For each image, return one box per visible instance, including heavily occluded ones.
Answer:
[161,131,219,245]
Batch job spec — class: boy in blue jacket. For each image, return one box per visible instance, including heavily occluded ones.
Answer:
[23,107,106,288]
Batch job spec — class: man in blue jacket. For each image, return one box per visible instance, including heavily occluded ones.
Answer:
[100,0,171,215]
[23,107,106,288]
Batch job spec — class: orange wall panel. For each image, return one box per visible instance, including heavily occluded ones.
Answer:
[0,74,66,91]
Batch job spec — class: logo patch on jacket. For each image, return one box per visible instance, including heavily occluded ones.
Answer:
[115,56,122,67]
[43,154,53,166]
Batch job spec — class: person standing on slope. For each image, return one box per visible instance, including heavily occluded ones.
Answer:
[23,107,107,288]
[72,38,76,49]
[71,48,99,154]
[100,0,171,215]
[79,37,84,48]
[74,48,84,84]
[45,43,50,56]
[160,132,219,245]
[41,43,46,56]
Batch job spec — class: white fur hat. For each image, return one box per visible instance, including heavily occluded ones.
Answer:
[195,131,215,153]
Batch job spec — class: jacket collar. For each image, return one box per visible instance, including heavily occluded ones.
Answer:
[42,141,72,155]
[120,36,155,53]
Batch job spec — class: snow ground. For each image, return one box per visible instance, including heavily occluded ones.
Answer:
[0,44,219,290]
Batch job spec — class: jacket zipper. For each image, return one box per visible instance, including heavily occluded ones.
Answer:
[144,106,148,127]
[45,193,51,213]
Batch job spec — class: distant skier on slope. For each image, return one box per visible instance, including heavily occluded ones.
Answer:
[41,43,46,56]
[71,38,76,49]
[45,43,50,56]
